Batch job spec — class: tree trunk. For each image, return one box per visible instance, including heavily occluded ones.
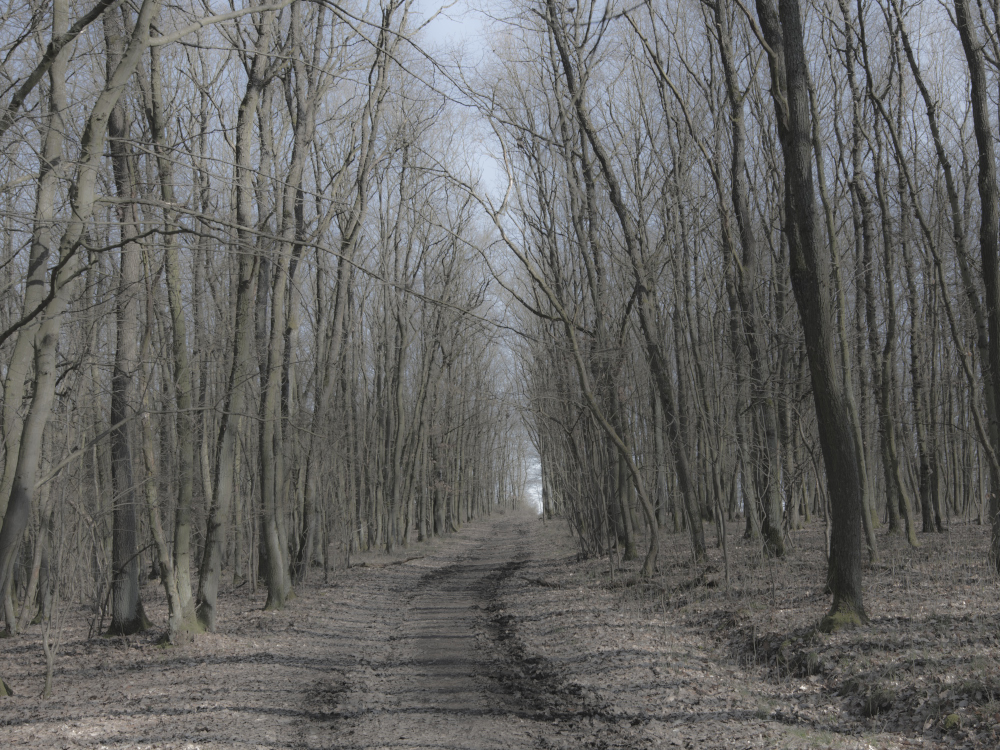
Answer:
[139,42,198,625]
[195,5,275,631]
[757,0,868,629]
[105,7,149,637]
[953,0,1000,570]
[715,0,784,556]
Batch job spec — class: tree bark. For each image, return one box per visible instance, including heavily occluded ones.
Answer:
[0,0,160,637]
[139,41,198,625]
[953,0,1000,571]
[757,0,868,628]
[105,6,149,637]
[195,4,275,631]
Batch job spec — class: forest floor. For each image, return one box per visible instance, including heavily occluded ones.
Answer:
[2,506,999,749]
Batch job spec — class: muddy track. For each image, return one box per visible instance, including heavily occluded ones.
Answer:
[480,560,598,722]
[303,512,631,750]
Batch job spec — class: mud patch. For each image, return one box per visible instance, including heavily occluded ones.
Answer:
[479,557,646,749]
[304,672,350,721]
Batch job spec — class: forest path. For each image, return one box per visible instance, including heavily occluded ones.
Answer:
[301,507,604,750]
[1,510,952,749]
[1,505,613,750]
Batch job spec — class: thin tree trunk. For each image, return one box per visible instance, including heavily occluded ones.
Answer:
[195,5,275,630]
[139,264,184,640]
[544,0,699,563]
[105,6,149,637]
[0,0,71,633]
[140,42,197,625]
[715,0,784,556]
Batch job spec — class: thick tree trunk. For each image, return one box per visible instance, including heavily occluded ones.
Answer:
[14,463,53,632]
[952,0,1000,570]
[757,0,868,629]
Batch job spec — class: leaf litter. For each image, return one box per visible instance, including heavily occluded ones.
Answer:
[1,509,994,749]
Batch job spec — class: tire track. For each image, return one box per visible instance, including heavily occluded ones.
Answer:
[302,512,622,749]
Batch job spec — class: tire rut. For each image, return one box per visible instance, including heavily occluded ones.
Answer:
[301,513,631,749]
[479,558,645,750]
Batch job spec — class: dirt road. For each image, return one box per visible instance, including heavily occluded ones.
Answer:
[4,507,622,750]
[3,506,977,749]
[298,509,620,750]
